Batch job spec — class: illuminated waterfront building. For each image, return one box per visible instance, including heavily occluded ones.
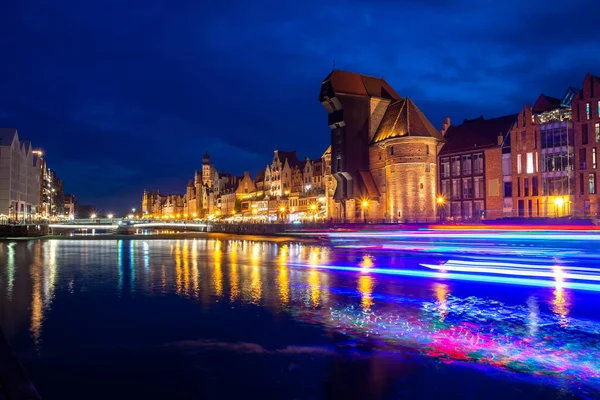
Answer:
[439,115,516,220]
[0,129,41,222]
[319,70,444,222]
[270,150,298,197]
[572,73,600,217]
[511,89,579,217]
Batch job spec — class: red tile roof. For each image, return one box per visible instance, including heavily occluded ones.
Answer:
[372,98,444,144]
[440,114,517,155]
[321,70,402,101]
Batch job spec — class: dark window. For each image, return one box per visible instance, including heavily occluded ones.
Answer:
[580,173,584,195]
[524,178,529,197]
[518,200,525,217]
[534,131,537,149]
[532,177,538,196]
[580,148,587,169]
[528,199,533,217]
[336,158,341,172]
[390,146,394,155]
[504,181,512,197]
[583,124,589,145]
[517,178,521,197]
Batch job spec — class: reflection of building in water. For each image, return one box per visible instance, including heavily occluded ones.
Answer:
[277,245,290,306]
[433,283,449,322]
[358,275,374,312]
[212,240,223,297]
[308,269,321,307]
[30,241,58,347]
[551,266,570,328]
[229,241,239,301]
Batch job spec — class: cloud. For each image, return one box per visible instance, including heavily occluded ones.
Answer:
[0,0,598,209]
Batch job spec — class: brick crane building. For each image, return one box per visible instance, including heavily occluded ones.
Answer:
[319,70,444,222]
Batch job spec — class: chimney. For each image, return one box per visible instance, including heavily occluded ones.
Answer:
[441,117,451,136]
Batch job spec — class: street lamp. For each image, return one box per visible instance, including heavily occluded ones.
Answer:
[90,213,96,219]
[436,196,445,222]
[107,214,114,219]
[361,199,369,223]
[554,197,564,217]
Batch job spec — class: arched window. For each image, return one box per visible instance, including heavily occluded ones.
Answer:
[390,146,394,155]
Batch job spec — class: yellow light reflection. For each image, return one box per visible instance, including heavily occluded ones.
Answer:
[277,245,290,305]
[358,275,374,312]
[308,247,320,266]
[182,240,190,296]
[229,242,239,301]
[359,254,374,269]
[308,269,321,307]
[191,240,199,298]
[249,243,262,304]
[551,266,570,328]
[175,241,182,295]
[213,240,223,297]
[433,283,449,322]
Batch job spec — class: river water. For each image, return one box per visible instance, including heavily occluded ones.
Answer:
[1,233,600,399]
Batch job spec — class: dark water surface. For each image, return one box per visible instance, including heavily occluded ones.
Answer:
[1,235,600,399]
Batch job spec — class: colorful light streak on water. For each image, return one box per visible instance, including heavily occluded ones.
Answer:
[289,288,600,394]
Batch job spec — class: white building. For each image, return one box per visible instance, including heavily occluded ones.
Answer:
[0,129,41,222]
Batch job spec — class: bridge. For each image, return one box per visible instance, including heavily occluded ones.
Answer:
[48,219,210,232]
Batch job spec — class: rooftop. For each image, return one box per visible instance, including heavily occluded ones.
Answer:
[321,70,402,101]
[372,98,444,144]
[440,114,517,155]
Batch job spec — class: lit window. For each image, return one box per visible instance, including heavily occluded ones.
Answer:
[598,100,600,118]
[535,152,538,173]
[517,154,522,174]
[589,173,596,194]
[596,123,600,143]
[594,148,597,169]
[586,103,591,120]
[526,153,534,174]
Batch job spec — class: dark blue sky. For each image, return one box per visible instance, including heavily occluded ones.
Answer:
[1,0,599,212]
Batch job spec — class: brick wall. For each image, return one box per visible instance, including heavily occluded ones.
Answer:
[573,73,600,217]
[484,147,503,219]
[370,137,438,221]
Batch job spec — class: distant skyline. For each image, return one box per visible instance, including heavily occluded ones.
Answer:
[1,0,599,212]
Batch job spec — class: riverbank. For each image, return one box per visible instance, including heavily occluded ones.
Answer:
[0,231,322,242]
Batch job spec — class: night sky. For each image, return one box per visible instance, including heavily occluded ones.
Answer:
[1,0,599,213]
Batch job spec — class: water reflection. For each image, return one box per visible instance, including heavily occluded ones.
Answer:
[551,266,570,328]
[1,237,600,396]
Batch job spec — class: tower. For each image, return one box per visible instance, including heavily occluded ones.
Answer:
[202,152,211,187]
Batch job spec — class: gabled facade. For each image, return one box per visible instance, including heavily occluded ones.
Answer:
[0,128,41,221]
[439,114,516,220]
[511,89,578,218]
[320,70,444,222]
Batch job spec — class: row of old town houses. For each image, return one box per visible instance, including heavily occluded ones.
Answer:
[142,70,600,223]
[0,128,77,223]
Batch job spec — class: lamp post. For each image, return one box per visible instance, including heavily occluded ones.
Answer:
[279,206,286,223]
[436,196,445,223]
[361,200,369,224]
[310,203,317,222]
